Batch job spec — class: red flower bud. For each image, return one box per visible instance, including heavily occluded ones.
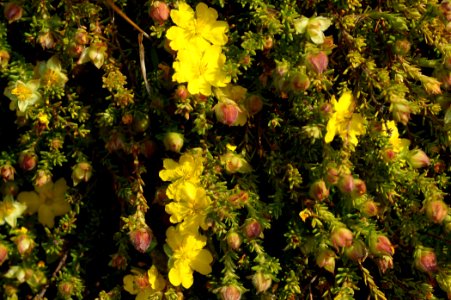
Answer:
[19,151,37,171]
[175,85,189,100]
[4,2,23,23]
[149,1,170,24]
[309,180,329,201]
[331,227,353,248]
[307,51,329,74]
[58,281,75,298]
[414,247,438,273]
[352,179,366,198]
[252,272,272,294]
[129,227,153,253]
[244,219,262,239]
[425,200,448,224]
[110,253,127,270]
[369,234,394,257]
[220,285,242,300]
[226,231,242,250]
[163,132,184,153]
[0,49,10,69]
[15,234,34,256]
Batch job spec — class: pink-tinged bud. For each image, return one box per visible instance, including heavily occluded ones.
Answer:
[58,281,75,298]
[316,249,336,273]
[252,272,272,294]
[74,28,89,45]
[345,239,367,262]
[390,101,411,125]
[414,246,438,273]
[4,2,23,23]
[0,164,15,181]
[244,95,263,116]
[425,200,448,224]
[359,200,379,217]
[72,162,93,186]
[129,227,153,253]
[149,1,170,24]
[34,170,51,187]
[383,148,396,162]
[369,234,394,257]
[290,71,310,92]
[175,85,189,100]
[393,39,411,56]
[320,103,333,117]
[309,180,329,201]
[226,231,242,250]
[325,168,339,185]
[0,49,10,69]
[0,244,8,265]
[228,191,249,206]
[220,285,242,300]
[216,102,239,125]
[19,151,37,171]
[163,132,184,153]
[15,234,34,256]
[408,149,430,168]
[352,179,366,198]
[331,227,353,248]
[244,219,262,239]
[307,51,329,74]
[110,253,127,270]
[375,255,393,274]
[38,32,56,50]
[338,174,355,194]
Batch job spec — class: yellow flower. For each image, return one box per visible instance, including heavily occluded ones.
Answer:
[381,120,410,153]
[166,2,228,51]
[173,44,230,96]
[324,92,366,148]
[165,185,211,231]
[166,226,213,288]
[4,79,42,113]
[123,268,164,300]
[17,178,70,228]
[294,16,331,44]
[215,84,247,102]
[35,56,68,88]
[0,197,27,227]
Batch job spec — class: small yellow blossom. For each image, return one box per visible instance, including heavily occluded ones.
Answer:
[35,56,68,88]
[381,120,410,153]
[166,226,213,288]
[123,268,164,300]
[172,44,230,96]
[147,265,166,291]
[324,92,366,148]
[17,178,70,228]
[294,16,332,44]
[299,208,313,222]
[166,2,228,51]
[4,79,42,113]
[0,197,27,227]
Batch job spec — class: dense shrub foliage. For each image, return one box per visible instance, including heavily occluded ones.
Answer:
[0,0,450,299]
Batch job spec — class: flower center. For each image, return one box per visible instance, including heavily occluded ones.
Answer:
[11,83,32,102]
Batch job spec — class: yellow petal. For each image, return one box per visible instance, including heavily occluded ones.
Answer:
[38,205,56,228]
[190,249,213,275]
[17,191,41,214]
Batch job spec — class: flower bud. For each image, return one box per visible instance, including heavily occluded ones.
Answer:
[307,51,329,74]
[325,167,339,185]
[19,151,37,171]
[72,162,93,186]
[345,239,367,262]
[352,179,366,198]
[58,280,75,298]
[34,170,51,187]
[244,95,263,116]
[390,100,411,125]
[163,132,184,153]
[150,1,170,24]
[133,114,150,133]
[338,174,355,194]
[15,233,34,256]
[228,191,249,206]
[220,152,252,174]
[244,219,262,239]
[110,253,127,270]
[4,2,23,23]
[0,243,9,265]
[369,233,394,257]
[275,60,290,77]
[220,285,242,300]
[375,255,394,274]
[252,272,272,294]
[359,200,379,217]
[414,246,438,273]
[316,249,336,273]
[425,200,448,224]
[140,139,156,158]
[263,36,274,50]
[226,231,242,250]
[129,226,153,253]
[408,149,430,168]
[290,71,310,92]
[393,39,411,56]
[0,164,15,181]
[74,28,89,45]
[215,102,240,126]
[331,227,353,248]
[383,148,396,162]
[309,180,329,201]
[174,85,189,100]
[0,49,10,69]
[1,181,19,196]
[38,32,56,49]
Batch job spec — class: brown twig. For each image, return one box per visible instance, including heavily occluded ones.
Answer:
[104,0,150,39]
[34,251,68,300]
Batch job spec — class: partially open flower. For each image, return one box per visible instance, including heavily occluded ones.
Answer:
[369,233,394,257]
[72,162,93,186]
[220,152,252,174]
[0,164,15,181]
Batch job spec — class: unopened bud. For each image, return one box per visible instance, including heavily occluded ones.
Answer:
[74,28,89,45]
[325,167,339,185]
[4,2,23,23]
[0,49,10,69]
[0,243,8,265]
[226,231,242,250]
[369,233,394,257]
[220,285,241,300]
[0,164,15,181]
[414,246,438,273]
[425,200,448,224]
[338,174,355,194]
[175,85,189,100]
[352,179,366,198]
[331,227,353,248]
[390,101,411,125]
[58,280,75,298]
[375,255,394,274]
[393,39,411,56]
[316,249,336,273]
[345,239,367,262]
[19,151,37,171]
[38,32,56,50]
[15,234,34,256]
[140,139,156,158]
[163,132,184,153]
[244,219,262,239]
[110,253,127,270]
[309,180,329,201]
[150,1,170,24]
[263,36,274,50]
[290,71,310,92]
[359,200,379,217]
[215,102,240,126]
[252,272,272,294]
[307,51,329,74]
[72,162,93,186]
[244,95,263,116]
[408,149,430,168]
[383,148,396,162]
[129,227,153,253]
